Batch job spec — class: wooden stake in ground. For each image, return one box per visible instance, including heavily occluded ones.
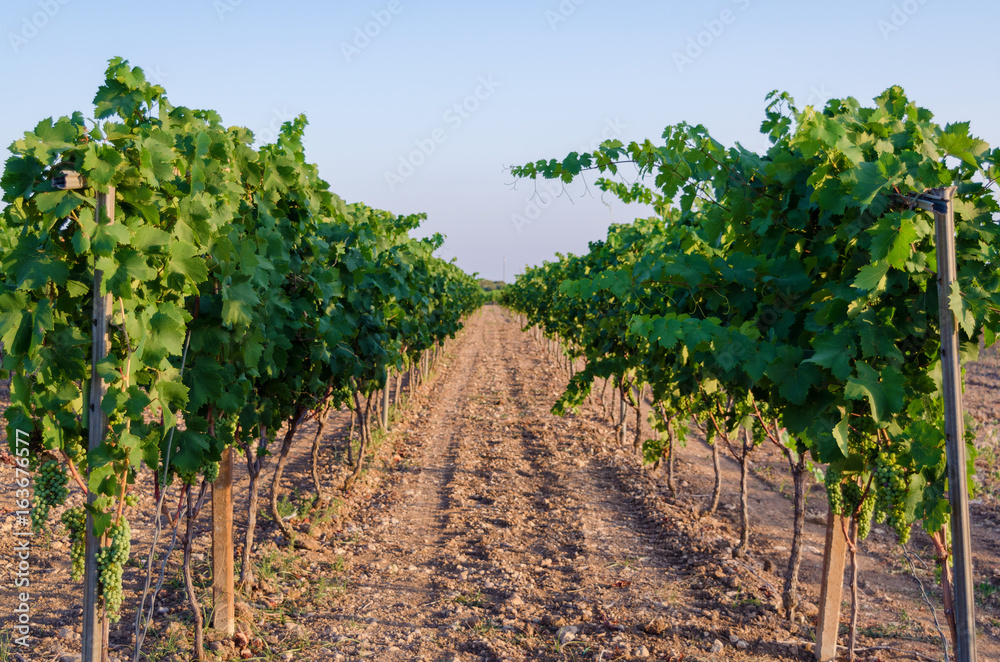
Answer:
[82,186,114,662]
[815,510,848,661]
[932,186,977,662]
[212,446,235,635]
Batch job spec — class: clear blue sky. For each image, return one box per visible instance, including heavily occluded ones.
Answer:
[2,0,998,281]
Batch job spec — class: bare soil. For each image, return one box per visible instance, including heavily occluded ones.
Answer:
[2,305,1000,661]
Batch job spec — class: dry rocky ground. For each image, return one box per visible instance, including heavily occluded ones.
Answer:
[1,305,1000,661]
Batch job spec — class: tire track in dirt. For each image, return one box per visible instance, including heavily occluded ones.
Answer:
[493,309,707,659]
[308,310,503,660]
[388,333,484,581]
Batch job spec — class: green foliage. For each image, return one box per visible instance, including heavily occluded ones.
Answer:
[503,86,1000,542]
[0,57,484,618]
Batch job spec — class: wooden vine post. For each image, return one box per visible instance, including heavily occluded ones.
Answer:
[814,512,849,661]
[212,447,235,635]
[930,186,977,661]
[57,172,113,662]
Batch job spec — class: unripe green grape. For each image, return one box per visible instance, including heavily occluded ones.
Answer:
[31,460,70,532]
[873,451,912,544]
[824,466,844,516]
[856,487,876,540]
[97,518,131,622]
[176,467,198,486]
[842,478,862,515]
[889,505,911,545]
[201,461,219,484]
[61,506,87,581]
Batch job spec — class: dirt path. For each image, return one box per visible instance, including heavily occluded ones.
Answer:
[295,307,795,661]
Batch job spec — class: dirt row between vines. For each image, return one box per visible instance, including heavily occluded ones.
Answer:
[3,305,1000,661]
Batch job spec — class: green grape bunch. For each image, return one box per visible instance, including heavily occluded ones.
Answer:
[218,415,238,446]
[61,506,87,581]
[96,518,132,622]
[855,485,877,540]
[31,460,70,532]
[174,467,198,486]
[174,460,220,486]
[842,478,862,515]
[824,468,877,540]
[824,465,844,516]
[873,452,912,544]
[201,461,220,484]
[841,476,875,539]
